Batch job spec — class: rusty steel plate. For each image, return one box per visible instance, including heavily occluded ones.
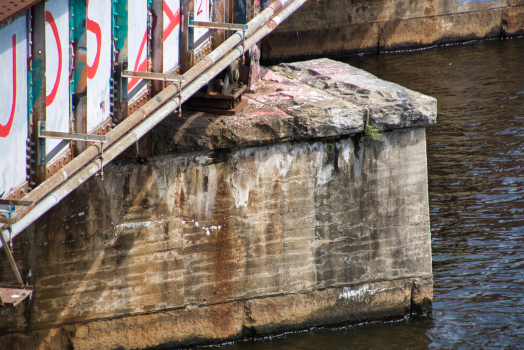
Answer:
[0,286,33,308]
[185,98,248,116]
[0,0,41,25]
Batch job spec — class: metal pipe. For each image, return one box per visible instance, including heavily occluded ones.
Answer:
[3,0,293,227]
[1,0,308,248]
[181,0,291,84]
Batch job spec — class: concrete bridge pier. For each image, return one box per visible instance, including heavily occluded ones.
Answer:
[0,58,436,349]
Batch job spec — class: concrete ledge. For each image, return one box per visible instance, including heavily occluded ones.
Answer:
[379,9,502,51]
[0,278,431,350]
[261,6,524,63]
[273,0,509,33]
[260,23,379,65]
[124,59,436,158]
[244,278,418,337]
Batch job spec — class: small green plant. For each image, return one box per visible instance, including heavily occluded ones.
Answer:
[365,125,382,141]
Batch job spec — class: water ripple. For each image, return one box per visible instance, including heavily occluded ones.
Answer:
[202,38,524,350]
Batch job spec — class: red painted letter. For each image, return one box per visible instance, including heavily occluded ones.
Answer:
[45,11,62,107]
[0,35,17,138]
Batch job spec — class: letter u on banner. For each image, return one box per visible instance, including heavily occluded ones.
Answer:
[0,17,28,196]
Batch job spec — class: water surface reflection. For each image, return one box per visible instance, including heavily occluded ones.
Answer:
[199,38,524,349]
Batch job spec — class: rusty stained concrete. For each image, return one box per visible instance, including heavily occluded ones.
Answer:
[260,0,524,64]
[0,59,435,349]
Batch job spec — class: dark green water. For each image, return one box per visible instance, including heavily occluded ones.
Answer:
[199,37,524,349]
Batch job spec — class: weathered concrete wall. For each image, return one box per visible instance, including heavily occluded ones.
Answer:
[260,0,524,64]
[0,59,435,349]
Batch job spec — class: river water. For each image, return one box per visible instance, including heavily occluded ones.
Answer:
[202,38,524,349]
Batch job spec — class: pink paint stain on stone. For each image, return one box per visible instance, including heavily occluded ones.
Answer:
[260,68,285,83]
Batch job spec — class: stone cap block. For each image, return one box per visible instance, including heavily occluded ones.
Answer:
[124,58,436,157]
[250,67,364,140]
[271,58,437,130]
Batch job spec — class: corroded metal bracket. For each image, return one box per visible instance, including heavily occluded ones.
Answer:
[0,286,33,308]
[186,83,248,115]
[0,200,32,220]
[121,70,185,117]
[37,121,107,166]
[187,12,248,52]
[37,121,108,179]
[115,62,176,104]
[37,121,108,143]
[188,13,249,31]
[0,202,16,224]
[122,71,185,83]
[0,200,33,224]
[0,227,24,286]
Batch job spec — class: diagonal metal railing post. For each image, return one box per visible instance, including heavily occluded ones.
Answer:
[0,228,24,285]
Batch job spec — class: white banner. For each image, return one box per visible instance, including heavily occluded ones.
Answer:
[45,0,70,154]
[0,16,28,196]
[128,0,148,93]
[87,0,111,132]
[194,0,210,43]
[163,0,180,73]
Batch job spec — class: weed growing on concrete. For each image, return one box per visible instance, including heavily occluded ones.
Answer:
[365,125,382,141]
